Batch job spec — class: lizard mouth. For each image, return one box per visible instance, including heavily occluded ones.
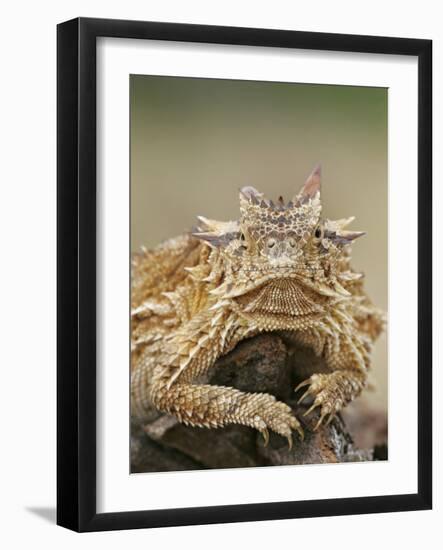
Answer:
[235,278,324,317]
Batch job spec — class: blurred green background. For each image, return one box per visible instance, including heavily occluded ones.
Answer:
[130,75,387,411]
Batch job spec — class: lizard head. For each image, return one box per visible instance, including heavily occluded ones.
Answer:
[193,166,365,329]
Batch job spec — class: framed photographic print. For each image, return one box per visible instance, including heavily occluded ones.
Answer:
[57,17,432,532]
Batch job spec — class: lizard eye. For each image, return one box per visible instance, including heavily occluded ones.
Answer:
[238,232,248,252]
[314,225,324,241]
[267,238,276,249]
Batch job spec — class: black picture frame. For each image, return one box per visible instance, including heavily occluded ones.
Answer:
[57,17,432,532]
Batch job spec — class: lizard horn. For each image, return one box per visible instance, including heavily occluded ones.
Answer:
[335,230,366,242]
[293,164,321,204]
[239,186,264,205]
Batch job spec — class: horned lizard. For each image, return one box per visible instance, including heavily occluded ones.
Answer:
[131,166,385,448]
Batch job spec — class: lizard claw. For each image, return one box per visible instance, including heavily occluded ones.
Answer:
[285,421,304,449]
[286,434,293,451]
[313,412,328,431]
[303,400,320,417]
[261,428,270,447]
[297,387,314,404]
[296,424,304,441]
[325,414,335,426]
[294,379,311,393]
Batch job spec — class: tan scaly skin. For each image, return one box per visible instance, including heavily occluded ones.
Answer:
[131,166,385,449]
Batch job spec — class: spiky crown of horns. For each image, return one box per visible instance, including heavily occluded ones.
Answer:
[238,165,322,245]
[193,166,364,248]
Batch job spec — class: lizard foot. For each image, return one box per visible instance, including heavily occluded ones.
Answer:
[247,396,304,450]
[295,372,364,430]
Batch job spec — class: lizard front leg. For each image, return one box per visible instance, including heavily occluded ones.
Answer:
[151,382,303,448]
[139,308,303,447]
[294,330,369,430]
